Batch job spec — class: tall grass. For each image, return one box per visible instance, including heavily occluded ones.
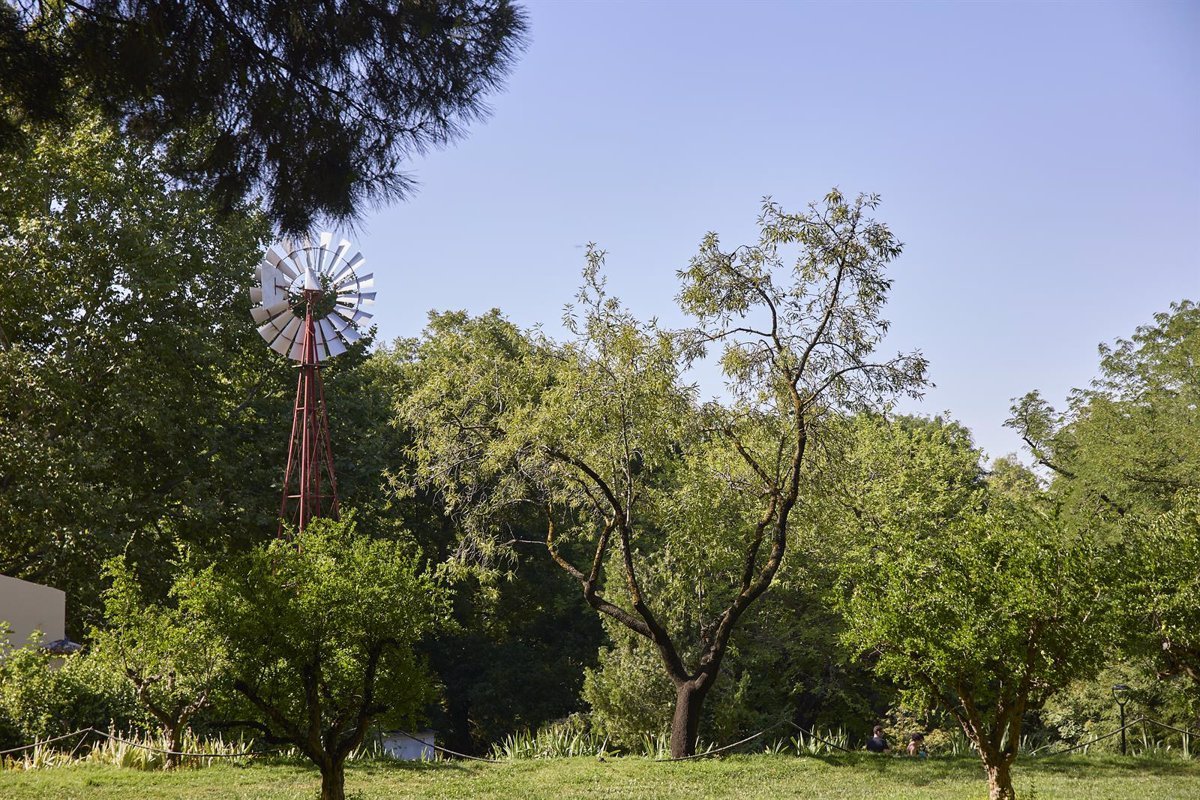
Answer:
[776,726,851,756]
[490,721,611,760]
[0,729,261,772]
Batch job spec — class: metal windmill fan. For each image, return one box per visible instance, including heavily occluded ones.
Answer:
[250,233,375,360]
[249,233,375,533]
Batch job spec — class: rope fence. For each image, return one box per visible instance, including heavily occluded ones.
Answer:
[2,715,1196,765]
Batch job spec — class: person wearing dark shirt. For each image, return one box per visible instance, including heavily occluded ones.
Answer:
[865,725,889,753]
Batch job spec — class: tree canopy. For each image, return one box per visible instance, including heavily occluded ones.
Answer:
[0,1,527,232]
[837,416,1119,800]
[401,191,927,757]
[194,516,444,800]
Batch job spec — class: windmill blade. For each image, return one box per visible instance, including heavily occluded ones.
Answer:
[318,318,339,345]
[334,304,373,325]
[315,232,333,274]
[250,287,263,304]
[318,318,348,357]
[332,270,372,290]
[278,315,303,344]
[313,323,331,362]
[271,334,295,356]
[266,247,300,280]
[337,292,377,305]
[257,313,292,342]
[330,251,365,284]
[340,325,361,344]
[330,239,352,275]
[251,298,292,325]
[326,335,348,357]
[287,336,306,360]
[301,238,316,272]
[257,323,280,344]
[304,267,320,291]
[335,275,375,293]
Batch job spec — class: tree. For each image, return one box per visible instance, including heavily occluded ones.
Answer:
[838,416,1118,800]
[0,111,283,620]
[194,516,443,800]
[401,191,925,757]
[0,1,527,233]
[91,558,226,767]
[1007,300,1199,522]
[1007,301,1200,682]
[1128,493,1200,689]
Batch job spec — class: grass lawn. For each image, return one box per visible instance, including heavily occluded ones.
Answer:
[2,753,1199,799]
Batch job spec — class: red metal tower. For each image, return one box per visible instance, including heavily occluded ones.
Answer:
[278,289,340,533]
[252,234,373,534]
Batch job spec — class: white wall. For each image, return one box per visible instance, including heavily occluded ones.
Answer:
[381,730,436,761]
[0,574,66,648]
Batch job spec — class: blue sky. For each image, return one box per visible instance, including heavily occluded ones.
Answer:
[354,0,1198,462]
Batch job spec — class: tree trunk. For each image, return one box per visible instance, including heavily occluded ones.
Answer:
[319,759,346,800]
[985,759,1015,800]
[669,681,709,759]
[165,723,183,769]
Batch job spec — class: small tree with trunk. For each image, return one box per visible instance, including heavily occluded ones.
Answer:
[401,190,924,757]
[92,558,226,767]
[840,478,1117,800]
[193,516,443,800]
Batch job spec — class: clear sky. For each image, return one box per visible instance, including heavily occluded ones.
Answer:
[353,0,1199,462]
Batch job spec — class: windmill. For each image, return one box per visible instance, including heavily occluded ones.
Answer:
[249,234,375,533]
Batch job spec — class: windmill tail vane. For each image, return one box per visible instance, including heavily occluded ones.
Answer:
[249,233,375,534]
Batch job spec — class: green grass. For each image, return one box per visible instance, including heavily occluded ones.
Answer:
[2,753,1199,799]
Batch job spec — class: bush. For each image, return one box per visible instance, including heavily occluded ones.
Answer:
[0,636,141,749]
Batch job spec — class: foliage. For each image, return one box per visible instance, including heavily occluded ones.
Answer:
[192,515,445,800]
[1128,493,1200,688]
[1,1,528,233]
[425,542,604,755]
[0,632,140,749]
[1007,300,1199,522]
[582,627,675,748]
[1038,658,1199,748]
[837,414,1120,799]
[1007,301,1200,686]
[0,111,279,622]
[402,191,925,758]
[89,558,227,766]
[488,716,611,760]
[0,111,395,626]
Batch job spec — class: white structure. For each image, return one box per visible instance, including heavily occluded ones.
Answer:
[0,574,66,649]
[381,730,436,761]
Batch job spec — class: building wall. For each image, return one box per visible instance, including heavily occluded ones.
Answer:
[0,574,66,648]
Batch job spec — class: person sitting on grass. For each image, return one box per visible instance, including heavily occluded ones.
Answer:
[865,725,890,753]
[907,732,927,758]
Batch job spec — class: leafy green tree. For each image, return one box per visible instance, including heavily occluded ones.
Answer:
[401,191,925,757]
[0,110,395,623]
[90,558,226,767]
[1007,301,1200,684]
[0,1,527,233]
[0,628,140,749]
[1130,493,1200,688]
[1007,300,1199,522]
[838,417,1118,800]
[193,516,444,800]
[0,111,280,619]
